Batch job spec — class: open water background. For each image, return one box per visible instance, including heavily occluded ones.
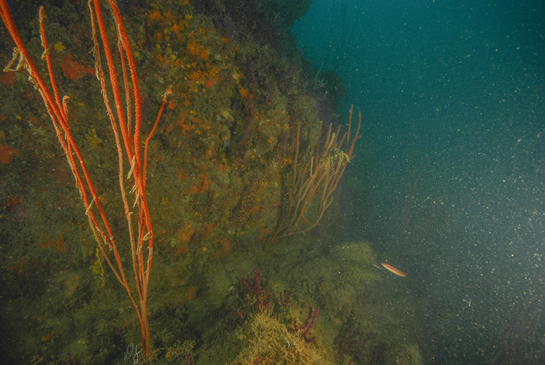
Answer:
[293,0,545,363]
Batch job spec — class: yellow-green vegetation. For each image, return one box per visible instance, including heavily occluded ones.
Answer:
[89,247,105,288]
[320,147,350,171]
[159,339,195,363]
[395,344,424,365]
[268,240,427,365]
[333,241,377,264]
[230,312,333,364]
[332,241,381,288]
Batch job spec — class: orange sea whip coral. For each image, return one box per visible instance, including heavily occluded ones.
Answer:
[265,106,361,252]
[0,0,170,356]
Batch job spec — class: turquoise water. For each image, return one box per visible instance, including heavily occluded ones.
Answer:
[293,0,545,363]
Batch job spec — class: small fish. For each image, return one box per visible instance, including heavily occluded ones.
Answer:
[381,263,407,277]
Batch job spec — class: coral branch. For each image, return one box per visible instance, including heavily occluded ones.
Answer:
[0,0,170,356]
[265,106,361,252]
[278,289,292,308]
[289,306,321,343]
[236,267,272,315]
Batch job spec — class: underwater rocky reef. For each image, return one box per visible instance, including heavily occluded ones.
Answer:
[0,0,426,363]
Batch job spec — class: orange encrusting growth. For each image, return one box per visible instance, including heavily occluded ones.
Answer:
[0,145,18,164]
[37,232,66,252]
[57,53,94,81]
